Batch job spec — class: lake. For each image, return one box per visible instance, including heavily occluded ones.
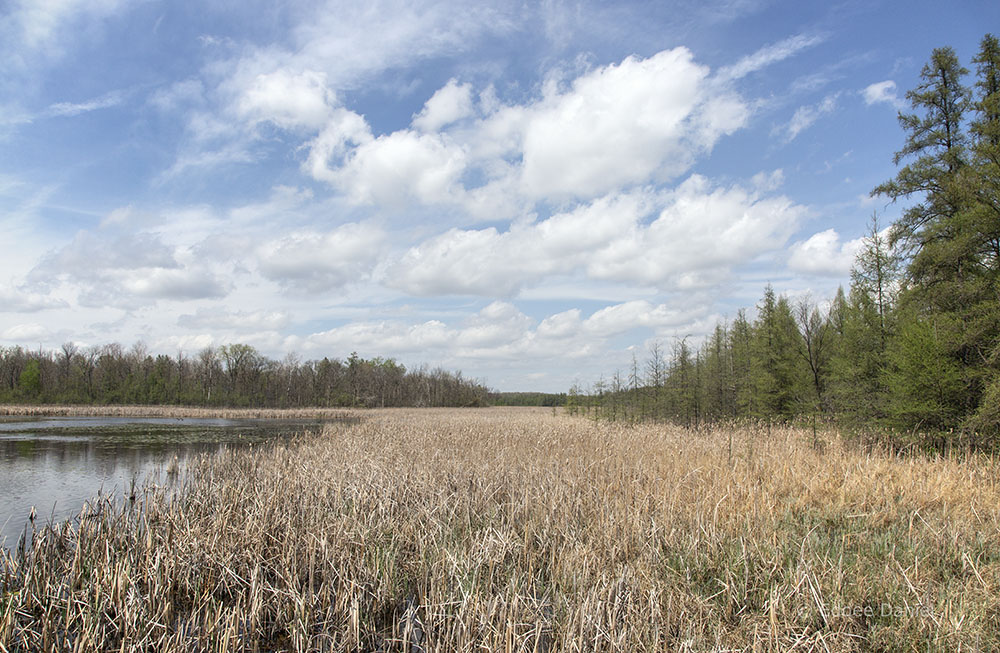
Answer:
[0,415,339,550]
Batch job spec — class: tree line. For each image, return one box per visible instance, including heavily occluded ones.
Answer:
[488,392,568,407]
[572,35,1000,446]
[0,342,489,408]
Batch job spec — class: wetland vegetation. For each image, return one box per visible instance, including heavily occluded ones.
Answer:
[3,408,999,651]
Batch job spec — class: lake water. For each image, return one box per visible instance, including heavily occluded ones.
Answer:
[0,416,337,550]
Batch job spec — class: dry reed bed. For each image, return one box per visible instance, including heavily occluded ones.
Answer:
[0,404,361,420]
[2,407,999,651]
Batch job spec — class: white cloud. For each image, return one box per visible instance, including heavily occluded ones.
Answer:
[1,323,50,341]
[0,286,67,312]
[517,48,742,198]
[33,231,178,277]
[160,0,517,177]
[153,333,217,354]
[582,300,707,337]
[784,93,837,141]
[386,177,805,296]
[27,230,230,306]
[715,32,825,82]
[304,108,374,182]
[302,319,453,356]
[413,78,474,132]
[235,69,335,131]
[385,191,649,296]
[307,47,749,209]
[751,169,784,192]
[787,228,865,277]
[585,175,804,287]
[46,89,125,117]
[290,1,516,87]
[121,268,228,300]
[330,130,468,206]
[256,222,385,292]
[863,80,905,110]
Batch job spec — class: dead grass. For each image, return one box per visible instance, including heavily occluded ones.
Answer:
[2,407,999,651]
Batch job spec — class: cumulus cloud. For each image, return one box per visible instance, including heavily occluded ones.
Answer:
[257,222,385,292]
[32,232,179,278]
[585,175,804,286]
[517,48,744,199]
[302,319,453,355]
[235,69,335,131]
[329,130,467,206]
[306,46,748,208]
[385,191,650,296]
[158,0,517,176]
[412,78,474,132]
[787,228,865,277]
[386,176,804,296]
[28,230,229,306]
[581,300,707,337]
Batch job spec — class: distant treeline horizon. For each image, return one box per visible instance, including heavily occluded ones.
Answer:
[0,342,489,409]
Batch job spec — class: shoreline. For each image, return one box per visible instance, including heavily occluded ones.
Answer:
[0,404,364,420]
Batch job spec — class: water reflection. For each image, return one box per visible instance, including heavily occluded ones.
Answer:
[0,417,332,549]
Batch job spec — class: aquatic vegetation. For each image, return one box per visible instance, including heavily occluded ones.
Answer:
[2,408,998,651]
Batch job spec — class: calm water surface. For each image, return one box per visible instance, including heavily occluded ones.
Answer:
[0,416,335,549]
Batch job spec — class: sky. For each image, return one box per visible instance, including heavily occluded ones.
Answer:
[1,0,997,392]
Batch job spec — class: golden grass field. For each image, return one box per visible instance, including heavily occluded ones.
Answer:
[2,407,999,651]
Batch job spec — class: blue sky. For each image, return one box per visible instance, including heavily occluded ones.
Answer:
[1,0,997,392]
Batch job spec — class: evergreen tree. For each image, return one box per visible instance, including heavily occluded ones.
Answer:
[883,307,966,432]
[751,286,806,420]
[873,46,970,264]
[729,310,755,417]
[873,42,999,433]
[966,34,1000,434]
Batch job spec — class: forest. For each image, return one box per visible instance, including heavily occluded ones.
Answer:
[573,36,1000,445]
[0,342,489,408]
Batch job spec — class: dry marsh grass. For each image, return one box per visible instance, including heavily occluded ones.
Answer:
[2,407,999,651]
